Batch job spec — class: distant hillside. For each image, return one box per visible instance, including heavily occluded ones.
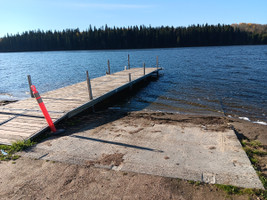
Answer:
[231,23,267,34]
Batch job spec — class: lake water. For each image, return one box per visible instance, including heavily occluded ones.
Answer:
[0,45,267,124]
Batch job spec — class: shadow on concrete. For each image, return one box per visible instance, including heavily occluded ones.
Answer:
[70,135,164,153]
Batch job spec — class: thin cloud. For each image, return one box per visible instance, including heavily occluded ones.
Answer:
[67,3,152,10]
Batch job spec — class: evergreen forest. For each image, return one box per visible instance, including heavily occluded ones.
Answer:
[0,24,266,52]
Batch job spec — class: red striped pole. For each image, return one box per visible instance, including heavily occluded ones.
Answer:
[31,85,57,133]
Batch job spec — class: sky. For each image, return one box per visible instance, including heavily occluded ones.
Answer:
[0,0,266,37]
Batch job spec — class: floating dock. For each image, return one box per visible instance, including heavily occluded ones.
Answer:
[0,67,160,145]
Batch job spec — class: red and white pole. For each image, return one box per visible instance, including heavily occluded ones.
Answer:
[31,85,57,133]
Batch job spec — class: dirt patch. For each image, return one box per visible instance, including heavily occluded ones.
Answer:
[127,112,227,125]
[258,155,267,174]
[209,146,216,150]
[164,156,170,160]
[129,127,144,134]
[126,112,231,132]
[86,153,124,167]
[231,118,267,145]
[0,157,253,200]
[99,153,124,166]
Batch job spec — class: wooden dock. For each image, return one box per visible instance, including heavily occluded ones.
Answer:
[0,67,160,145]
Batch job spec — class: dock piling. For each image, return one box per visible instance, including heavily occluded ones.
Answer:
[128,54,130,69]
[86,71,93,100]
[107,60,111,74]
[143,63,146,75]
[27,75,34,98]
[128,73,131,82]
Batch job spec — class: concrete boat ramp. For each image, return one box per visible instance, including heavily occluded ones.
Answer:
[23,111,264,189]
[0,66,264,189]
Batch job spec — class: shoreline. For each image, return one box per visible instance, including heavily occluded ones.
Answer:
[1,44,266,54]
[1,99,266,145]
[2,94,267,126]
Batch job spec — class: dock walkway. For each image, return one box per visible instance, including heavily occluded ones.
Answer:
[0,67,160,145]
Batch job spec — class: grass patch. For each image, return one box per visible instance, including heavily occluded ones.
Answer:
[244,146,267,157]
[241,139,267,189]
[187,180,202,186]
[258,172,267,189]
[187,180,195,185]
[215,184,267,199]
[0,140,36,161]
[250,140,262,148]
[215,184,241,195]
[237,139,267,199]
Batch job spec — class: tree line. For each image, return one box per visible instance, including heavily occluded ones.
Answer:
[0,24,266,52]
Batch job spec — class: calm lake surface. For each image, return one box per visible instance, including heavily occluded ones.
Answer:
[0,45,267,123]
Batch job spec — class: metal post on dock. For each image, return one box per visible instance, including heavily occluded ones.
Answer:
[128,73,131,82]
[128,54,130,69]
[107,60,111,74]
[129,73,133,90]
[86,71,93,100]
[143,63,146,75]
[27,75,34,98]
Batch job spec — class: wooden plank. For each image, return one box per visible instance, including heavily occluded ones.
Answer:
[0,115,16,122]
[0,126,35,134]
[0,121,45,129]
[0,131,29,139]
[0,138,17,145]
[12,116,48,124]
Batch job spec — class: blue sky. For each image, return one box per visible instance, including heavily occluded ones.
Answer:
[0,0,266,37]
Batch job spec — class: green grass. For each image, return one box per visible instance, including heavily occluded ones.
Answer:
[244,146,267,157]
[187,180,202,186]
[250,140,262,148]
[258,172,267,189]
[188,179,267,199]
[241,139,267,189]
[215,184,241,195]
[215,184,267,199]
[0,140,36,161]
[187,180,195,184]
